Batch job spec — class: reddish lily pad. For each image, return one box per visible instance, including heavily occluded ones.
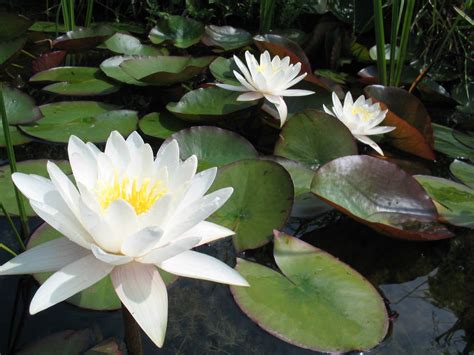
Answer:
[230,232,389,353]
[365,85,436,160]
[310,155,453,240]
[32,51,67,73]
[53,24,115,50]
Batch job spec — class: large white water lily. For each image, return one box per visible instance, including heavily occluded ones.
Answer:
[216,50,314,126]
[0,131,248,348]
[323,92,396,156]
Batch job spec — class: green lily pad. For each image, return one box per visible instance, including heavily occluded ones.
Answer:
[274,109,358,169]
[415,175,474,229]
[103,32,164,56]
[139,111,191,140]
[328,0,373,33]
[20,101,137,143]
[167,86,257,122]
[453,130,474,149]
[0,124,32,147]
[120,56,215,86]
[208,159,293,251]
[1,85,42,124]
[0,36,27,65]
[149,15,204,48]
[311,155,453,240]
[100,56,147,86]
[30,66,120,96]
[53,24,115,50]
[202,25,252,51]
[450,160,474,189]
[0,160,71,216]
[230,233,389,352]
[164,126,258,171]
[209,57,240,85]
[28,21,67,33]
[28,223,177,310]
[433,123,474,160]
[0,12,32,40]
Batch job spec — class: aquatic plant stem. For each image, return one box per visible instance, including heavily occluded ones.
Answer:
[0,85,30,240]
[373,0,387,85]
[0,203,26,251]
[0,243,17,257]
[122,303,144,355]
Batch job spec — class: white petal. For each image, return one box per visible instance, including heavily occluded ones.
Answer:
[233,54,253,84]
[0,237,89,275]
[91,245,133,265]
[47,161,80,217]
[155,140,180,178]
[12,172,55,203]
[126,131,145,150]
[177,221,235,246]
[29,254,113,314]
[179,168,217,206]
[138,237,200,264]
[355,135,385,156]
[139,194,173,229]
[237,92,264,101]
[233,71,257,91]
[277,89,314,97]
[68,135,98,189]
[158,251,248,286]
[168,155,197,192]
[126,143,155,178]
[284,72,307,88]
[332,92,344,117]
[215,83,249,92]
[121,227,164,257]
[264,95,288,126]
[111,263,168,348]
[363,125,396,135]
[323,104,335,116]
[105,131,130,173]
[343,91,354,107]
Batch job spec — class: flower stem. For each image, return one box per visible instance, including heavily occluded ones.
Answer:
[122,303,144,355]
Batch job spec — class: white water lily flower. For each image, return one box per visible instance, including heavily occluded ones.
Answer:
[323,92,396,156]
[216,50,314,126]
[0,131,248,348]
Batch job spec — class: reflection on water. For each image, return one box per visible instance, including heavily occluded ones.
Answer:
[0,216,473,354]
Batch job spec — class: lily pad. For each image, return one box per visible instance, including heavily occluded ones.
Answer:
[0,160,71,216]
[311,155,453,240]
[0,36,27,65]
[208,159,293,251]
[30,67,120,96]
[53,24,115,50]
[164,126,258,170]
[202,25,252,51]
[149,15,204,48]
[415,175,474,229]
[274,109,358,169]
[433,123,474,160]
[28,223,177,310]
[100,56,147,86]
[32,51,67,73]
[1,85,42,124]
[230,233,389,352]
[139,111,191,140]
[120,56,215,86]
[167,86,257,122]
[20,101,137,143]
[453,130,474,149]
[365,85,435,160]
[0,124,32,147]
[450,160,474,189]
[103,32,164,56]
[0,12,32,40]
[209,57,241,85]
[28,21,67,33]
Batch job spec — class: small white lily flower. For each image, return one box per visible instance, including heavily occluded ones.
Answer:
[323,92,396,156]
[0,131,248,348]
[216,50,314,126]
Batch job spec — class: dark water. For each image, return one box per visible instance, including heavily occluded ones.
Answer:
[0,215,472,355]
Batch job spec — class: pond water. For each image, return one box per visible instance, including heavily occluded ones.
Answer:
[0,214,472,354]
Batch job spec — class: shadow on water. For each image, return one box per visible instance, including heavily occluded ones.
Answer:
[0,216,473,354]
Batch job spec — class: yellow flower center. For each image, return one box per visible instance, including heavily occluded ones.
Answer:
[96,173,167,214]
[351,106,373,122]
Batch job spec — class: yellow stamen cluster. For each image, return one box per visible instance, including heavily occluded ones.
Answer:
[351,106,373,122]
[97,174,167,214]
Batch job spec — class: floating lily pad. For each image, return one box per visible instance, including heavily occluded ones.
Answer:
[139,111,191,139]
[202,25,252,51]
[415,175,474,229]
[164,126,258,170]
[0,124,32,147]
[0,12,32,40]
[28,21,67,33]
[120,56,214,86]
[311,155,453,240]
[365,85,435,160]
[433,123,474,160]
[0,160,71,216]
[28,223,177,310]
[450,160,474,189]
[20,101,137,143]
[53,24,115,50]
[453,130,474,149]
[1,85,42,124]
[0,36,27,65]
[274,109,358,169]
[166,86,257,122]
[209,57,240,85]
[149,15,204,48]
[208,159,293,251]
[32,51,67,73]
[231,233,389,352]
[100,56,147,86]
[103,32,164,56]
[30,67,120,96]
